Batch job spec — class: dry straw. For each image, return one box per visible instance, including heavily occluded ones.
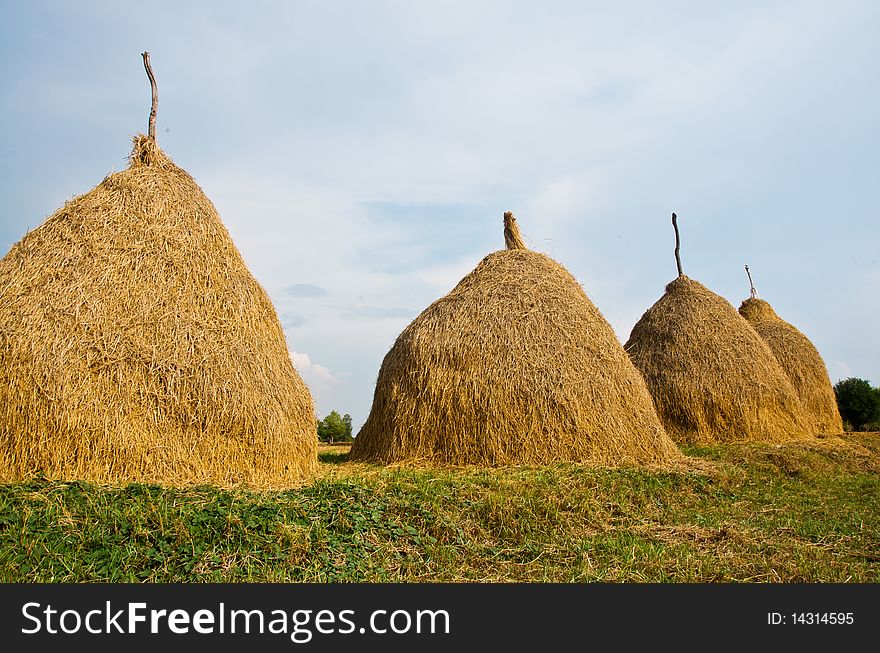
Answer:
[350,212,681,467]
[624,217,814,445]
[0,134,317,486]
[739,297,843,434]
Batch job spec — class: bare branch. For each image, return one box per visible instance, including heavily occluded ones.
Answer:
[142,52,158,140]
[672,212,683,276]
[745,265,758,299]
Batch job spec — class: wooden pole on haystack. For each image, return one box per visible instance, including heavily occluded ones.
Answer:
[745,265,758,299]
[142,52,158,140]
[672,212,683,277]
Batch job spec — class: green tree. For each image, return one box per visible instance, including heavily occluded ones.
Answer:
[834,378,880,431]
[316,410,353,443]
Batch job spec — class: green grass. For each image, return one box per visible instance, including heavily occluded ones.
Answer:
[1,433,878,582]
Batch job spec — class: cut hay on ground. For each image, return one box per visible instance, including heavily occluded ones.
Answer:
[625,275,814,445]
[350,213,681,467]
[739,298,843,434]
[0,135,316,486]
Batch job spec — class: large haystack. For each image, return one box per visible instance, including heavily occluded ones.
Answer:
[349,212,680,467]
[625,275,814,445]
[0,135,317,485]
[739,297,843,434]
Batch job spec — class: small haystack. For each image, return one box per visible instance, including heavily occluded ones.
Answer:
[624,214,813,445]
[0,55,316,485]
[349,212,680,466]
[739,296,843,434]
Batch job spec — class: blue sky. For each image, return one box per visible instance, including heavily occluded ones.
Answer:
[2,1,878,429]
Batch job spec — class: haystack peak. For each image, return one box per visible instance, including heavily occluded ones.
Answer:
[0,54,317,486]
[626,271,813,444]
[738,296,843,434]
[351,213,679,467]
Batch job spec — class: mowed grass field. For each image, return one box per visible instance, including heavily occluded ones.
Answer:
[1,433,878,582]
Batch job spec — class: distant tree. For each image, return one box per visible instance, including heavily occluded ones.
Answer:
[834,378,880,431]
[317,410,353,443]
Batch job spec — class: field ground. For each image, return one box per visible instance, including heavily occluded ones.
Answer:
[1,433,878,582]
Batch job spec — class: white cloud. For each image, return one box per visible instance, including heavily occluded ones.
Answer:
[290,350,336,385]
[523,170,612,235]
[289,349,339,418]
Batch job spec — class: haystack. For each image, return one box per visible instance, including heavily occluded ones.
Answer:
[739,297,843,434]
[624,214,813,445]
[349,212,680,466]
[0,57,316,485]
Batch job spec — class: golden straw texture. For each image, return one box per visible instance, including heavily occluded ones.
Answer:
[0,135,317,486]
[351,236,681,467]
[739,298,843,434]
[503,212,527,250]
[625,275,814,445]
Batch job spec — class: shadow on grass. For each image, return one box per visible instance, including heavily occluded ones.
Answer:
[318,451,350,465]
